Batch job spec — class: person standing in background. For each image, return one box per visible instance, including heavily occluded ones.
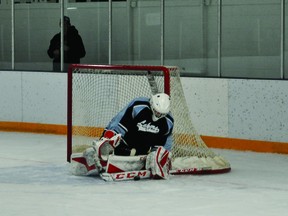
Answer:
[47,16,86,72]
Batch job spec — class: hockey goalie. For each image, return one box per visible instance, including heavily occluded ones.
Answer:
[70,93,174,181]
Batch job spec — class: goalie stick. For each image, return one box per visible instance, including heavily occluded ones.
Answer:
[146,71,159,95]
[100,170,152,182]
[99,167,214,182]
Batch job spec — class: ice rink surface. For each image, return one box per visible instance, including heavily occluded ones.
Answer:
[0,132,287,216]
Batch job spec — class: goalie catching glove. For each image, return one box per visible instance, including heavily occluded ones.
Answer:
[91,130,121,171]
[145,146,172,180]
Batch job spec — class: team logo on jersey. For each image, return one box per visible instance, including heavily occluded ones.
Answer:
[137,120,159,133]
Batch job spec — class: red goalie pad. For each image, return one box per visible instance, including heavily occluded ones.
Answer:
[146,146,171,179]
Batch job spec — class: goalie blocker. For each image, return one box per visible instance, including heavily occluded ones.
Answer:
[70,131,172,181]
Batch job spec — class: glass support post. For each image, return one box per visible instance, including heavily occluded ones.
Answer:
[11,1,15,70]
[217,0,222,77]
[280,0,285,79]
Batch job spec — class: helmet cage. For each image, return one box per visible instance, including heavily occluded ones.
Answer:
[151,106,167,120]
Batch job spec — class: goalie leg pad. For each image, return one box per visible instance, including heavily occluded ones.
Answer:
[105,154,146,173]
[145,146,171,180]
[70,150,99,176]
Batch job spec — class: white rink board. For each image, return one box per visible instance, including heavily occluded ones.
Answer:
[0,71,288,143]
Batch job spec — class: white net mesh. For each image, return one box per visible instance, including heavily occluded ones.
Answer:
[68,65,231,174]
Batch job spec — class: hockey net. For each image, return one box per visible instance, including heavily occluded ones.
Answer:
[67,64,231,174]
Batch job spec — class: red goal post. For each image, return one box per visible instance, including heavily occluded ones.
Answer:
[67,64,231,174]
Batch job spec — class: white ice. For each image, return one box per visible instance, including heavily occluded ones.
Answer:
[0,132,287,216]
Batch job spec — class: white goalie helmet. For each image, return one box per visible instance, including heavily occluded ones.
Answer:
[150,93,171,121]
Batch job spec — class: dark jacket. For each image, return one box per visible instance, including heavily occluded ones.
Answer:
[47,26,86,71]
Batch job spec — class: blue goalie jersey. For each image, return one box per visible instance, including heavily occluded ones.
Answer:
[104,97,174,156]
